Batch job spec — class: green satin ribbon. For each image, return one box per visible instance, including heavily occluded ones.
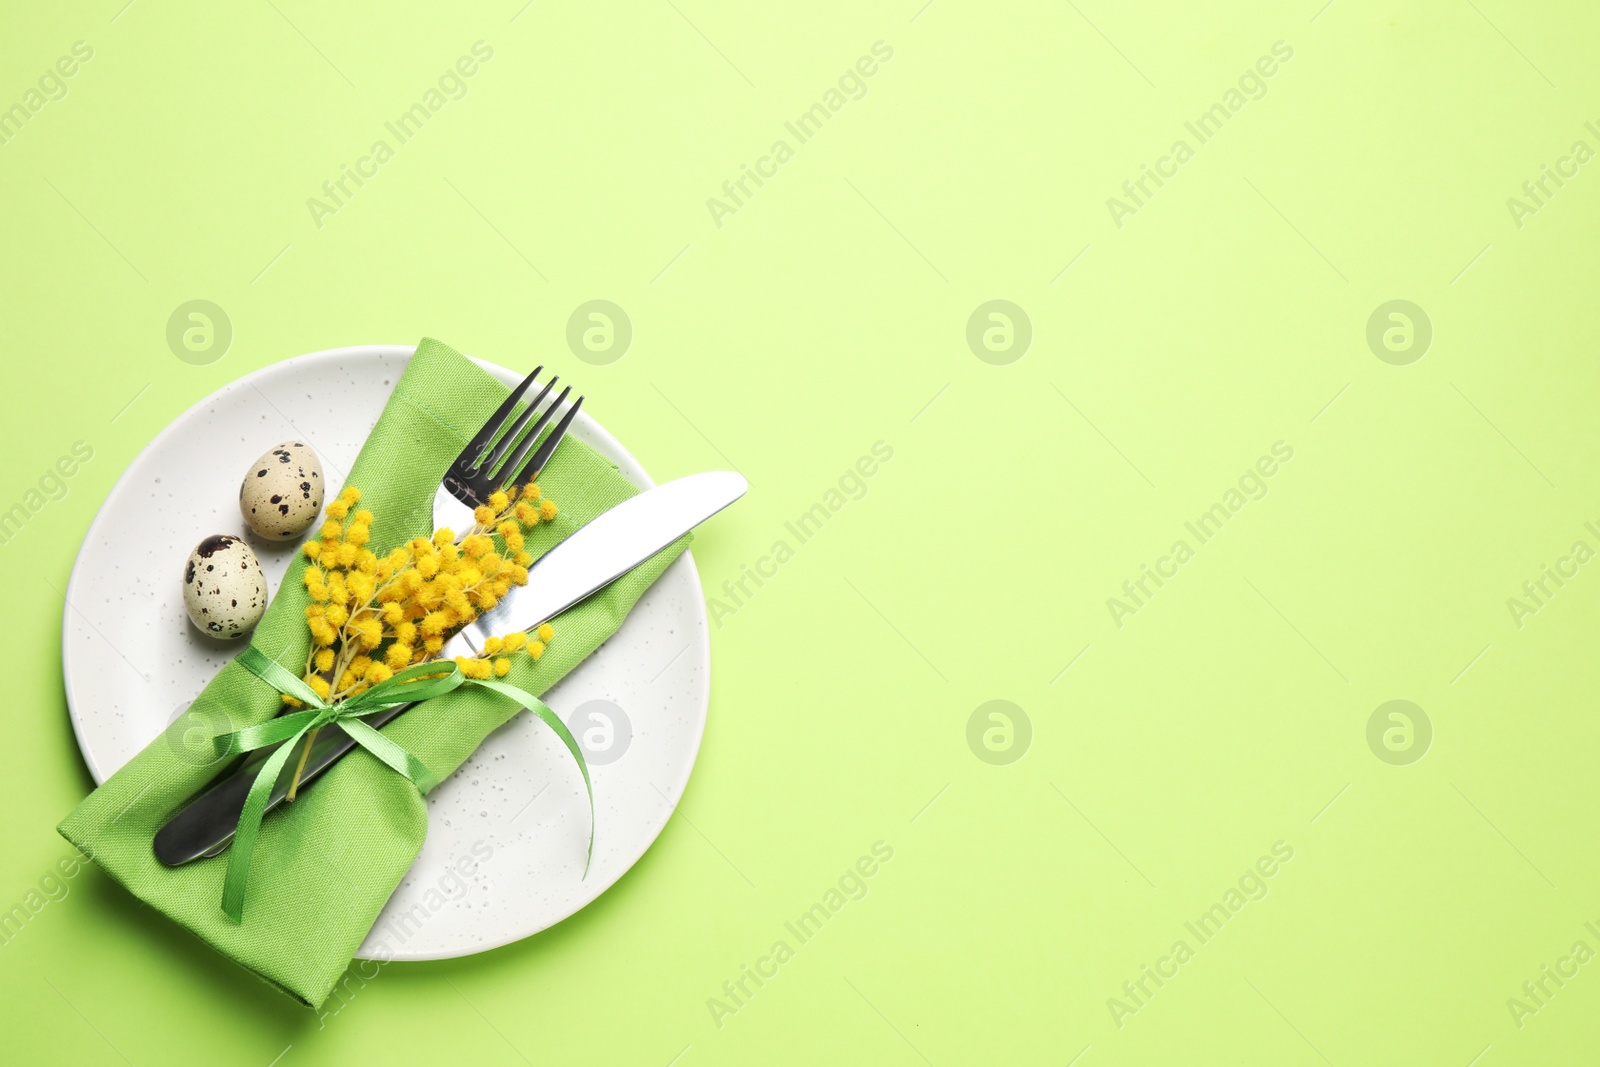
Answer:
[214,645,592,922]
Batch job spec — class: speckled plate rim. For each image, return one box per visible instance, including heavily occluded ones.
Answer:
[61,343,712,961]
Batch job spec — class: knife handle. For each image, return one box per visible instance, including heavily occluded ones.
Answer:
[152,701,416,867]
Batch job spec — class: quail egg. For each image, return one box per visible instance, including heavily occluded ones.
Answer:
[240,440,323,539]
[182,534,267,639]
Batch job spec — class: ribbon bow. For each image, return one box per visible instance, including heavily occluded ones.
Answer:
[213,645,591,922]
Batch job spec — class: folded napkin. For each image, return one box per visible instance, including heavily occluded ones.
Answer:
[59,338,687,1007]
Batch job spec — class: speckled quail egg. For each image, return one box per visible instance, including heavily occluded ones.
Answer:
[182,535,267,639]
[240,440,323,540]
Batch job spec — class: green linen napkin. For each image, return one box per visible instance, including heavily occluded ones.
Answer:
[58,338,687,1008]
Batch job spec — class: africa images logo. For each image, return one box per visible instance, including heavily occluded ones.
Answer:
[1105,441,1294,628]
[1105,41,1294,229]
[1107,841,1295,1029]
[305,41,495,229]
[705,41,894,228]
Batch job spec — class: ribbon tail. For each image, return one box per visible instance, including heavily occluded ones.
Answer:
[474,679,595,875]
[220,730,307,922]
[531,705,595,875]
[339,718,439,793]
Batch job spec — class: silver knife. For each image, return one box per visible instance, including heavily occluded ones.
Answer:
[152,470,746,866]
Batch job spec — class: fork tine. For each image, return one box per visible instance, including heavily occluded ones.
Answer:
[492,385,570,483]
[512,394,582,485]
[478,376,559,474]
[458,365,542,470]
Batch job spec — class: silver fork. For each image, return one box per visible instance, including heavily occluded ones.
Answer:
[153,366,583,864]
[434,365,584,533]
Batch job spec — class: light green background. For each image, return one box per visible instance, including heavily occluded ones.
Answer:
[2,1,1597,1063]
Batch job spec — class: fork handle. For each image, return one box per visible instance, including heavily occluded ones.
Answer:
[151,701,417,866]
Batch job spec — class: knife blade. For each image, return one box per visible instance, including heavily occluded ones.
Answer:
[153,470,747,867]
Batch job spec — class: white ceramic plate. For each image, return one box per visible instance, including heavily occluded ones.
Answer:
[63,345,710,960]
